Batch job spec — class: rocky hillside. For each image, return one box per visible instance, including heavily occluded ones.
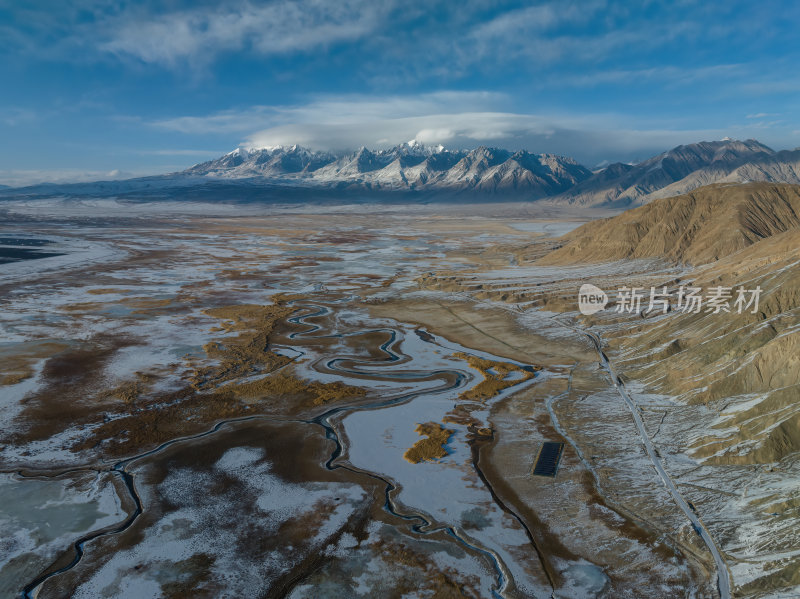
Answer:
[537,182,800,464]
[647,148,800,201]
[607,224,800,464]
[551,139,778,206]
[538,182,800,265]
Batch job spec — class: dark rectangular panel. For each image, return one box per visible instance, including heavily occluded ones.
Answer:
[532,442,564,477]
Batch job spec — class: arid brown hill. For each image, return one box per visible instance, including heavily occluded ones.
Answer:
[546,183,800,466]
[607,225,800,464]
[539,182,800,266]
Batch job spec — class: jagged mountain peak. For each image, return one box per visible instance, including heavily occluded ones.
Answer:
[648,138,774,163]
[180,141,596,196]
[188,144,338,177]
[388,139,446,157]
[552,138,787,206]
[20,138,798,204]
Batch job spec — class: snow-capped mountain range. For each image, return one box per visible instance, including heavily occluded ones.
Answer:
[2,138,800,206]
[554,138,800,205]
[184,140,593,197]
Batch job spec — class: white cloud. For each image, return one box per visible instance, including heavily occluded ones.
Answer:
[102,0,386,66]
[243,111,555,150]
[465,1,702,67]
[149,91,508,135]
[230,96,717,163]
[470,4,565,39]
[144,91,788,164]
[137,90,800,165]
[0,168,152,187]
[414,128,455,143]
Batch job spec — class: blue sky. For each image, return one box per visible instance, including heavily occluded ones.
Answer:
[1,0,799,184]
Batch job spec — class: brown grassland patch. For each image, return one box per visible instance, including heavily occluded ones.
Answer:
[0,341,70,385]
[189,303,297,389]
[404,422,455,464]
[453,352,538,401]
[68,298,366,457]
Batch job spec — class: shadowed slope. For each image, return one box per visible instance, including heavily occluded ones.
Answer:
[538,183,800,266]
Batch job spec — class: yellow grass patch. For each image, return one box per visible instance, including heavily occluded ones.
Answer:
[0,341,70,386]
[193,299,367,406]
[0,373,28,385]
[190,303,297,389]
[65,297,367,457]
[97,372,156,405]
[404,422,454,464]
[60,302,106,312]
[453,352,538,401]
[225,369,365,406]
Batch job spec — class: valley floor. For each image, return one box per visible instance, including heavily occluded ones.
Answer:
[0,199,795,598]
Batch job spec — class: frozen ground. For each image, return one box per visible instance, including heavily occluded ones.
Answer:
[1,205,785,597]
